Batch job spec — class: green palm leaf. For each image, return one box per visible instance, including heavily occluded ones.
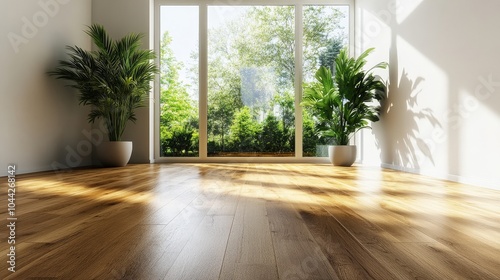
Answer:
[302,47,387,145]
[49,24,158,141]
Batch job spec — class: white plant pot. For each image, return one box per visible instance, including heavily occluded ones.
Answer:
[96,141,133,167]
[328,145,357,166]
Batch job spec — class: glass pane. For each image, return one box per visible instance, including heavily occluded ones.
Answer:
[302,6,349,157]
[208,6,295,157]
[159,6,199,157]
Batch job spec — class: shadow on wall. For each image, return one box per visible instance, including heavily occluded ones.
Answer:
[373,69,441,169]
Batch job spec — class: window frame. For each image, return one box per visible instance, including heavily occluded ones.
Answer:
[153,0,355,163]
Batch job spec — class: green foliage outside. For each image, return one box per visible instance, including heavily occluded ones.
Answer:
[160,6,347,156]
[160,32,198,156]
[228,107,261,152]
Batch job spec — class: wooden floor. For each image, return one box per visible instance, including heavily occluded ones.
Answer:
[1,164,500,279]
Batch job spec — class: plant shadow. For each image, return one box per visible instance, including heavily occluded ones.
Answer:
[372,69,442,169]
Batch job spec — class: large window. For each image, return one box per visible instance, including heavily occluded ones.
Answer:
[156,1,352,161]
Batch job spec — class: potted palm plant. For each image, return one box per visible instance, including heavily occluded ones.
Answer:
[302,47,387,166]
[49,24,158,167]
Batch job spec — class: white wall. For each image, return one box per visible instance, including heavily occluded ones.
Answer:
[91,0,152,164]
[0,0,92,176]
[357,0,500,190]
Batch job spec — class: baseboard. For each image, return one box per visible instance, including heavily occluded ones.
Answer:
[381,163,499,191]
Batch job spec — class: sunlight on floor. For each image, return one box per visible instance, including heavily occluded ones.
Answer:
[21,178,153,204]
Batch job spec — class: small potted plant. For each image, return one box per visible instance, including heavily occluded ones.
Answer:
[302,47,387,166]
[49,24,158,167]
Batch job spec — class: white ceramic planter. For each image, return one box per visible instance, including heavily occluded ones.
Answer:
[328,145,357,166]
[96,141,132,167]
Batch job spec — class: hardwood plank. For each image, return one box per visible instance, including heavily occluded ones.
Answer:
[298,206,382,280]
[266,201,340,280]
[162,215,234,280]
[394,242,499,280]
[219,198,278,280]
[121,199,221,279]
[82,224,167,279]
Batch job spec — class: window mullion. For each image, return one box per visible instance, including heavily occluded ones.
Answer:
[199,4,208,159]
[295,5,304,158]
